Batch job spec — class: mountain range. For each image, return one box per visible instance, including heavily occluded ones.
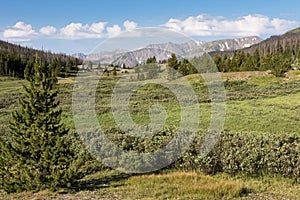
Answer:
[76,36,262,68]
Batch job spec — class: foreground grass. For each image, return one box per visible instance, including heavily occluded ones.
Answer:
[112,172,247,199]
[1,170,299,200]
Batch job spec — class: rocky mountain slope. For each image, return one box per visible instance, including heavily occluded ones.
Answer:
[86,49,127,64]
[80,36,262,68]
[210,28,300,57]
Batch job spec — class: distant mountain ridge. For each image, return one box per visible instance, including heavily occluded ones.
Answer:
[79,36,262,68]
[210,27,300,57]
[72,53,87,60]
[87,49,127,64]
[112,48,177,68]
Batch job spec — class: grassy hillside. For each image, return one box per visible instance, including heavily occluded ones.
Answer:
[287,27,300,34]
[0,70,300,199]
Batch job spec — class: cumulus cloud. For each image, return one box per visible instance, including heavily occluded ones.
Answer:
[58,21,135,39]
[2,21,133,41]
[106,24,122,38]
[163,14,299,37]
[3,21,36,41]
[2,15,299,43]
[59,22,107,39]
[123,20,138,31]
[89,22,107,34]
[40,26,57,35]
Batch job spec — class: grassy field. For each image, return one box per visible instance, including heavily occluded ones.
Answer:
[1,170,299,199]
[0,70,300,199]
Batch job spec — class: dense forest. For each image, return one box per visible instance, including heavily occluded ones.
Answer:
[0,40,82,78]
[212,29,300,77]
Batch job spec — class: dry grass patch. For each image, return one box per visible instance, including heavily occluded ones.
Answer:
[57,77,74,84]
[222,71,270,81]
[115,172,248,199]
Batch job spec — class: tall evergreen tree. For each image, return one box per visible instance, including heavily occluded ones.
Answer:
[0,55,86,192]
[167,53,179,69]
[167,53,179,80]
[252,49,261,70]
[113,66,117,76]
[270,52,291,77]
[178,58,197,76]
[213,55,223,72]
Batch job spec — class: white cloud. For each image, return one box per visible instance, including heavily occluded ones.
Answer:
[123,20,138,31]
[2,14,299,43]
[163,14,299,37]
[270,18,297,32]
[106,24,122,38]
[2,21,129,41]
[59,22,107,39]
[89,22,107,33]
[40,26,56,35]
[3,21,36,40]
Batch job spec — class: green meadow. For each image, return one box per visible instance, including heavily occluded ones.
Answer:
[0,70,299,199]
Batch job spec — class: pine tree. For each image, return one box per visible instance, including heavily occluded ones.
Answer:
[0,55,86,192]
[167,53,179,80]
[213,55,223,72]
[270,52,291,77]
[252,49,261,70]
[260,53,272,71]
[167,53,179,69]
[178,59,192,76]
[113,66,117,76]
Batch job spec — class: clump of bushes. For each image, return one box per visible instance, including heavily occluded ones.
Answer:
[180,131,300,182]
[87,128,299,182]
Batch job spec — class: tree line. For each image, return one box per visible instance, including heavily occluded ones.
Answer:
[167,42,300,78]
[213,41,300,77]
[0,40,82,78]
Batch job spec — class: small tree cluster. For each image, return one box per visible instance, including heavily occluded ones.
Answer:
[146,56,157,64]
[167,53,198,79]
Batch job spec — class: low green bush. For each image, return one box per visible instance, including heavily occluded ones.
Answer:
[84,129,299,182]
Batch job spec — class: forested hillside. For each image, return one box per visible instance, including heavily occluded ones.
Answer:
[0,40,82,78]
[212,28,300,76]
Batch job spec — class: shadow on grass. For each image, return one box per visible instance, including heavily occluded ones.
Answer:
[65,172,132,193]
[64,169,165,194]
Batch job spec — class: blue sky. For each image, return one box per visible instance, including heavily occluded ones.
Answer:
[1,0,300,54]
